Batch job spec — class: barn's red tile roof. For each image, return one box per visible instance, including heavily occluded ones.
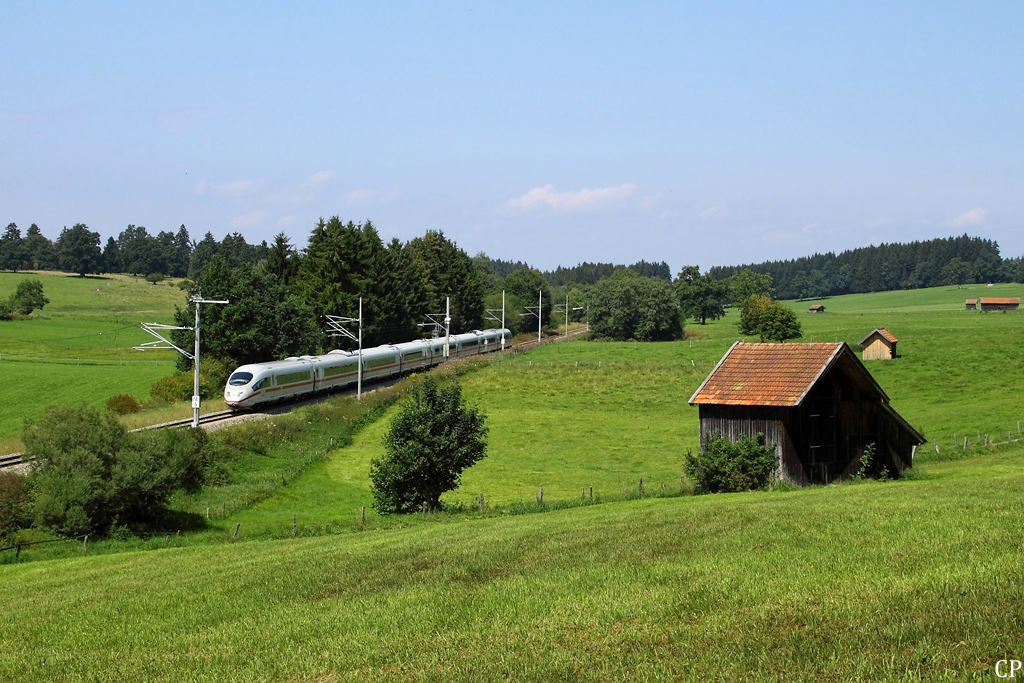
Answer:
[808,304,825,311]
[965,299,977,305]
[980,297,1020,305]
[689,342,848,407]
[858,328,898,346]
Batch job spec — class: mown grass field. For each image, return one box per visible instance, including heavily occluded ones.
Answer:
[2,279,1024,680]
[3,451,1024,681]
[0,271,180,446]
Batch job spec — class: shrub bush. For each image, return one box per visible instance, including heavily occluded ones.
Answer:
[685,433,778,494]
[149,357,234,404]
[105,393,142,415]
[24,404,219,535]
[0,471,32,541]
[10,278,49,314]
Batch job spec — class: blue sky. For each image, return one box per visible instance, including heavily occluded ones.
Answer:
[2,2,1022,273]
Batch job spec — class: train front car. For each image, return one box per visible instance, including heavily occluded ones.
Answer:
[223,364,272,410]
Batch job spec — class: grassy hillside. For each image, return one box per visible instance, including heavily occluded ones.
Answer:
[0,271,180,444]
[3,282,1024,679]
[3,451,1023,681]
[161,282,1024,540]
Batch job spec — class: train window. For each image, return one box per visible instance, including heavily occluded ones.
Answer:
[325,364,354,377]
[253,378,266,390]
[364,356,396,370]
[228,372,253,386]
[276,370,311,385]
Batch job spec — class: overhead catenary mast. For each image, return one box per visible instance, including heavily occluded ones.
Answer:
[136,294,228,428]
[325,296,363,400]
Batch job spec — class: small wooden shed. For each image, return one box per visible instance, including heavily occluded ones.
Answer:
[859,328,898,360]
[808,304,826,313]
[689,342,924,485]
[979,297,1020,312]
[965,299,977,310]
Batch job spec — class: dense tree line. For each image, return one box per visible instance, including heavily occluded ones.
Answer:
[708,235,1019,299]
[542,260,672,287]
[0,222,271,278]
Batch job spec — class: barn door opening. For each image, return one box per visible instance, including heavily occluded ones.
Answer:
[806,397,838,484]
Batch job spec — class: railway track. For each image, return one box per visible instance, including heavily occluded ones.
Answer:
[138,410,239,431]
[0,328,590,471]
[0,452,23,469]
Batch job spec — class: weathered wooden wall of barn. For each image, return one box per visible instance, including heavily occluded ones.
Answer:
[697,404,809,484]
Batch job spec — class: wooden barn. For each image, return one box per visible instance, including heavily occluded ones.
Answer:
[808,304,826,313]
[859,328,898,360]
[689,342,924,485]
[965,299,977,310]
[979,297,1020,312]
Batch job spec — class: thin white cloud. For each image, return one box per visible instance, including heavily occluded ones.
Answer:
[638,193,663,211]
[277,215,297,227]
[699,204,727,219]
[504,183,637,211]
[302,170,334,188]
[231,210,267,228]
[341,188,399,205]
[952,207,987,226]
[345,189,374,203]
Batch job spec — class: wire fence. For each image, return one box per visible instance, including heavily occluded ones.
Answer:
[932,421,1024,456]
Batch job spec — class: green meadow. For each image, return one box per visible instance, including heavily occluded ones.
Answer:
[2,279,1024,680]
[0,271,180,445]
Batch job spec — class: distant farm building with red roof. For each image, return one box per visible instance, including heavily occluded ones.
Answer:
[965,299,977,310]
[689,342,924,485]
[859,328,898,360]
[979,297,1019,312]
[808,304,826,313]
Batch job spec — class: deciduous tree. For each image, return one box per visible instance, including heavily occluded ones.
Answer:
[370,377,488,513]
[675,265,728,325]
[587,269,683,341]
[56,224,102,276]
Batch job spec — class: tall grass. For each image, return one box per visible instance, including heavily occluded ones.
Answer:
[2,450,1024,681]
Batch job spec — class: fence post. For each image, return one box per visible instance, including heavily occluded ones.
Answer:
[589,486,593,501]
[233,523,240,540]
[206,507,210,520]
[638,477,644,495]
[661,480,665,492]
[963,437,968,450]
[221,502,225,516]
[479,493,485,513]
[83,535,88,554]
[292,514,297,538]
[360,506,366,529]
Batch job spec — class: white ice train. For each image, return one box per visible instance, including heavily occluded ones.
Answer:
[223,328,512,410]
